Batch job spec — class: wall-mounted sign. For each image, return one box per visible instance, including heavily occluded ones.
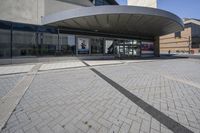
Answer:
[141,41,154,54]
[78,38,89,54]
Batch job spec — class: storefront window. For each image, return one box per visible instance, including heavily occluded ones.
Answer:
[42,33,58,55]
[114,39,141,57]
[60,34,76,55]
[12,30,37,57]
[0,29,11,58]
[92,0,111,6]
[105,40,114,54]
[91,38,104,54]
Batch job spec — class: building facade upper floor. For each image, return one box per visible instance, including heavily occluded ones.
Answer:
[0,0,119,25]
[0,0,158,26]
[127,0,157,8]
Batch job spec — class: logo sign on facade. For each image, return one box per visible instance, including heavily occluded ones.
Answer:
[78,38,89,54]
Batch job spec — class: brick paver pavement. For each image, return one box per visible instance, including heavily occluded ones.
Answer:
[1,58,200,133]
[96,59,200,132]
[1,68,172,133]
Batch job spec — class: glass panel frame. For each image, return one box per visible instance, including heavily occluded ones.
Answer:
[12,30,37,57]
[0,29,11,59]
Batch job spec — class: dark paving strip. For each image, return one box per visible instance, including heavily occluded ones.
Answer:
[90,68,193,133]
[81,60,90,66]
[81,60,125,67]
[0,72,27,77]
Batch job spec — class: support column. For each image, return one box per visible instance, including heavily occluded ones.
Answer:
[89,39,91,56]
[188,36,191,54]
[10,24,13,59]
[57,28,60,54]
[154,36,160,57]
[35,31,39,56]
[75,36,78,56]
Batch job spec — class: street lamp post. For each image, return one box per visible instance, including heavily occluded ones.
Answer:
[188,36,191,54]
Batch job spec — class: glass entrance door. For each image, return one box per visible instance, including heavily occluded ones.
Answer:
[114,40,141,58]
[125,45,133,56]
[91,38,104,54]
[133,45,141,56]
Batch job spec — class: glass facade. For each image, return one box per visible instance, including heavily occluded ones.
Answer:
[76,36,154,58]
[0,20,154,59]
[94,0,110,5]
[60,34,76,55]
[0,21,79,59]
[12,30,37,57]
[105,40,114,54]
[114,40,141,57]
[0,21,11,59]
[42,33,58,55]
[91,0,118,6]
[0,29,11,58]
[91,38,104,54]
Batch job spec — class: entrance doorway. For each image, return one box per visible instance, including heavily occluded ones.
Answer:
[91,38,104,54]
[114,40,141,58]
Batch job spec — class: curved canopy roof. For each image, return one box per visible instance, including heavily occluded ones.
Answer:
[42,5,184,37]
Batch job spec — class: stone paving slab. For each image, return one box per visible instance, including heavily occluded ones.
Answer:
[39,61,86,71]
[84,59,161,66]
[121,60,154,63]
[0,64,41,131]
[84,60,122,66]
[0,74,24,98]
[0,65,35,75]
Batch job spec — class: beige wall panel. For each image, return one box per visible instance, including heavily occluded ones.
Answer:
[0,0,83,24]
[127,0,157,8]
[0,0,45,25]
[45,0,83,16]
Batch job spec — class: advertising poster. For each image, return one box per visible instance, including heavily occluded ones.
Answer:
[78,38,89,54]
[141,41,154,54]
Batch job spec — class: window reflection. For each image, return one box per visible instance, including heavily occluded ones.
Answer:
[60,34,76,55]
[42,33,58,55]
[0,29,11,58]
[105,40,114,54]
[91,38,104,54]
[12,31,37,57]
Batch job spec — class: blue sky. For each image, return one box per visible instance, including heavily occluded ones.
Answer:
[116,0,127,5]
[116,0,200,19]
[158,0,200,19]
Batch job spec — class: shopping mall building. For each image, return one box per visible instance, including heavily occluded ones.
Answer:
[0,0,184,63]
[160,18,200,54]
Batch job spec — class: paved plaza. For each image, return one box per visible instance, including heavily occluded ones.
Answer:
[0,58,200,133]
